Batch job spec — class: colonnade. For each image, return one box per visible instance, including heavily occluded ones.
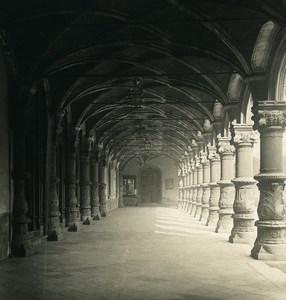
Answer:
[178,101,286,260]
[11,122,120,255]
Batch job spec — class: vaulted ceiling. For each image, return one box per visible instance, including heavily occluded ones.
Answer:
[1,0,286,164]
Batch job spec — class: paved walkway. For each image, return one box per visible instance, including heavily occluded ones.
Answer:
[1,206,286,300]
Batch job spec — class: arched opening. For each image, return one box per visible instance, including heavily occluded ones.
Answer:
[139,166,162,204]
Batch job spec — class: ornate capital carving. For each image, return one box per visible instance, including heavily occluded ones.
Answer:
[231,123,259,146]
[217,136,235,155]
[252,101,286,131]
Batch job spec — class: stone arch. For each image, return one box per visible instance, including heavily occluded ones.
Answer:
[251,21,279,72]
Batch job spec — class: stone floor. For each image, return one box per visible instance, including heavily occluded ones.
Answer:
[1,206,286,300]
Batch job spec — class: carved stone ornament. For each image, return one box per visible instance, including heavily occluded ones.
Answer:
[252,101,286,131]
[233,130,258,145]
[217,137,235,155]
[257,181,286,220]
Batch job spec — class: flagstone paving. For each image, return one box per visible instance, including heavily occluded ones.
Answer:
[0,206,286,300]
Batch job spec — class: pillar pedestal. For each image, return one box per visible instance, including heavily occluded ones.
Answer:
[206,182,220,226]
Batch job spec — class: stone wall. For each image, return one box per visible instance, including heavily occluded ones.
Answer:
[122,157,178,206]
[0,50,10,260]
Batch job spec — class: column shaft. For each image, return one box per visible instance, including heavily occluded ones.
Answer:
[65,152,80,231]
[195,164,203,218]
[47,144,63,240]
[200,156,210,222]
[216,137,235,233]
[99,159,108,217]
[206,152,220,227]
[229,124,256,244]
[90,157,101,220]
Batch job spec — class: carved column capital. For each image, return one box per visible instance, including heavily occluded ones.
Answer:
[231,123,258,146]
[252,101,286,131]
[217,136,235,156]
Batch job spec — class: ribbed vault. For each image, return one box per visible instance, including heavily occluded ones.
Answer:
[2,0,286,164]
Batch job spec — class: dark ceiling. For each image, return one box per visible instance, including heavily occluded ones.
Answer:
[1,0,286,164]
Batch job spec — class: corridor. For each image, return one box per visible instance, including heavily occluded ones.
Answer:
[1,206,286,300]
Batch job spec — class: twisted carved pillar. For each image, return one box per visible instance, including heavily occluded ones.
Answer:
[90,156,101,220]
[206,148,221,227]
[65,152,80,231]
[47,144,63,240]
[195,162,203,218]
[216,136,236,233]
[200,152,210,222]
[229,124,257,244]
[251,101,286,260]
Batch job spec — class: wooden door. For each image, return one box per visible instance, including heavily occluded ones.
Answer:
[141,168,161,203]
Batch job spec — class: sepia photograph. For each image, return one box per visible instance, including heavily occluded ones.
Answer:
[0,0,286,299]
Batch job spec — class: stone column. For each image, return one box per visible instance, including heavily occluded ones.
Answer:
[215,136,236,233]
[251,101,286,260]
[229,124,257,243]
[47,144,63,241]
[195,156,203,218]
[12,131,33,256]
[190,140,198,216]
[187,162,193,212]
[117,164,124,208]
[200,152,210,222]
[178,169,184,210]
[206,146,221,227]
[90,154,101,220]
[65,152,80,231]
[99,156,108,217]
[191,162,198,216]
[80,146,92,224]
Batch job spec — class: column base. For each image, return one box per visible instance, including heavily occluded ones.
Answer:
[93,214,101,221]
[229,214,255,244]
[91,206,101,220]
[47,228,63,241]
[194,204,202,219]
[251,220,286,260]
[215,209,233,233]
[12,231,47,257]
[199,205,209,222]
[100,204,108,217]
[191,203,197,216]
[206,208,219,227]
[82,218,91,225]
[229,231,255,244]
[68,222,81,232]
